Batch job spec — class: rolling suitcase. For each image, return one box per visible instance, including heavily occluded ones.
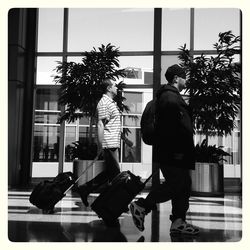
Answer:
[29,171,75,213]
[29,152,101,213]
[91,170,156,224]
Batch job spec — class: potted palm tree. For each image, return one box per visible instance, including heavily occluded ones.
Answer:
[178,31,241,196]
[53,43,129,186]
[192,139,231,195]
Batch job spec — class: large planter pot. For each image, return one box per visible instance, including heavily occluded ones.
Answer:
[190,162,224,197]
[73,159,105,187]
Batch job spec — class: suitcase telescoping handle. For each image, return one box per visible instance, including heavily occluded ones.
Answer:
[63,150,102,195]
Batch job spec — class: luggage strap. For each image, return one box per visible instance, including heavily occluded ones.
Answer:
[143,169,159,186]
[63,150,102,195]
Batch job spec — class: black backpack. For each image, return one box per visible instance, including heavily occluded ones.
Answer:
[140,99,156,145]
[141,87,169,145]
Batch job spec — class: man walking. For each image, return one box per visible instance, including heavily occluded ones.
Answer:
[77,79,123,207]
[130,64,199,235]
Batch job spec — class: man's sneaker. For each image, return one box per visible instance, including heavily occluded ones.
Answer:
[170,218,199,235]
[129,201,146,231]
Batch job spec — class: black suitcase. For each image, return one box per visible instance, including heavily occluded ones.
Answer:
[29,172,75,213]
[29,153,101,213]
[91,170,155,224]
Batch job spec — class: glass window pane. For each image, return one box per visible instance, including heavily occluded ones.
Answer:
[35,111,60,124]
[36,88,61,110]
[208,136,218,147]
[123,67,153,85]
[194,134,206,145]
[120,56,153,71]
[162,9,190,50]
[124,92,142,114]
[194,9,240,50]
[144,71,153,85]
[33,125,60,162]
[122,128,141,162]
[67,57,82,64]
[66,120,77,125]
[36,57,62,85]
[79,117,89,125]
[124,68,143,79]
[37,9,64,52]
[65,126,76,162]
[68,8,154,52]
[65,126,76,146]
[234,132,239,152]
[79,127,88,141]
[79,127,97,143]
[67,56,153,85]
[121,56,153,85]
[224,135,233,164]
[236,132,241,165]
[78,127,98,159]
[123,116,141,127]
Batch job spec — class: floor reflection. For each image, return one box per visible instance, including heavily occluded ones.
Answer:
[8,191,242,242]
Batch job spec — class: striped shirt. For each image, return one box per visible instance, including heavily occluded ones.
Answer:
[97,94,122,148]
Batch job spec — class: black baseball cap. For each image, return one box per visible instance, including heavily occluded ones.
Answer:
[165,64,186,82]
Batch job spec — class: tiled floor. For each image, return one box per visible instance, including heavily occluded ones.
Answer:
[8,190,242,242]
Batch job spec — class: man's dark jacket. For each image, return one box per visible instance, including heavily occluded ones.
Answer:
[154,84,195,170]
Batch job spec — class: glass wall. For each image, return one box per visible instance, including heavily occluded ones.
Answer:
[32,8,241,179]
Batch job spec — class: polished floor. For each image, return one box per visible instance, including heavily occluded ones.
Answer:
[8,190,242,242]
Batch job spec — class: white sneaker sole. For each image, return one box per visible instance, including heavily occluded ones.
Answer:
[130,203,145,232]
